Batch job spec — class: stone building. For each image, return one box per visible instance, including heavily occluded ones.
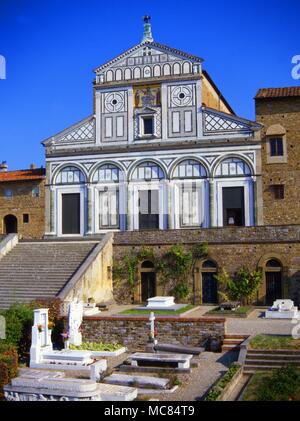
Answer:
[255,87,300,225]
[0,164,46,239]
[36,17,300,306]
[42,17,262,237]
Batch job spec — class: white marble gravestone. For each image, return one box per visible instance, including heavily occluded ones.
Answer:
[68,299,84,346]
[147,297,175,309]
[265,299,299,319]
[30,309,53,366]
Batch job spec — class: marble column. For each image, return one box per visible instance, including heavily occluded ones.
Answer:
[87,185,93,235]
[209,179,215,228]
[50,187,55,234]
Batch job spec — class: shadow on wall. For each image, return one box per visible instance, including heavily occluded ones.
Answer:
[289,271,300,307]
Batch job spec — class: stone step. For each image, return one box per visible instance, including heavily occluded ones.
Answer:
[243,364,300,374]
[223,339,244,345]
[222,345,240,351]
[247,349,300,355]
[0,241,98,309]
[103,374,169,390]
[224,335,249,340]
[245,359,300,366]
[246,353,300,360]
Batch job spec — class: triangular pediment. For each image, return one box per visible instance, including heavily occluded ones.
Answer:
[94,41,203,74]
[42,116,96,146]
[203,107,262,136]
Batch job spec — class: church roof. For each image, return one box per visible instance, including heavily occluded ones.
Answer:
[255,86,300,99]
[94,41,203,74]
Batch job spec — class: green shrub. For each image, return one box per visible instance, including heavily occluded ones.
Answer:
[0,304,33,360]
[205,363,240,401]
[254,366,300,401]
[0,343,18,400]
[172,282,190,301]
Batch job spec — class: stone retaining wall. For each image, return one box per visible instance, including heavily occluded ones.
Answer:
[112,226,300,305]
[114,225,300,245]
[81,316,226,351]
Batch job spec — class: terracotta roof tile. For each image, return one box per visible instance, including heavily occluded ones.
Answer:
[0,168,46,182]
[255,86,300,99]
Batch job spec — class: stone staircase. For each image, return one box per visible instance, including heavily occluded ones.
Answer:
[243,349,300,374]
[0,240,99,309]
[222,335,249,352]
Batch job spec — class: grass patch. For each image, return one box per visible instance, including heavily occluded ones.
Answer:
[69,342,123,352]
[119,304,195,316]
[206,306,252,317]
[249,334,300,350]
[243,366,300,401]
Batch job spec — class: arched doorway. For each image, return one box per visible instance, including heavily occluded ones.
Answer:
[140,260,156,302]
[4,215,18,234]
[265,259,283,305]
[201,260,218,304]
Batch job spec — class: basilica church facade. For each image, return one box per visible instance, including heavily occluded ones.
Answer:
[43,17,262,238]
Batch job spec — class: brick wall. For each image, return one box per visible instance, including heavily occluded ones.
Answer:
[112,227,300,306]
[256,96,300,225]
[0,179,45,239]
[81,316,226,351]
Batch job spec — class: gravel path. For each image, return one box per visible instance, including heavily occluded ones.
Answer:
[227,309,293,336]
[158,350,239,401]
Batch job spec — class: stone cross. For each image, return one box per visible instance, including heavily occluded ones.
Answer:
[68,299,84,346]
[30,308,53,366]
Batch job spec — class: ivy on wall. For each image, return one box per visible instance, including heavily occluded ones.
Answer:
[113,243,208,302]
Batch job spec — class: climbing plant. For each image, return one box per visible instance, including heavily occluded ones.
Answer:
[157,245,193,298]
[216,266,262,305]
[113,247,155,302]
[114,243,209,302]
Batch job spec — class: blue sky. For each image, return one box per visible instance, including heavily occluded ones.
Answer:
[0,0,299,170]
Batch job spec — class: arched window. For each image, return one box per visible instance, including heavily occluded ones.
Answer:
[173,62,181,75]
[153,65,161,77]
[124,68,131,80]
[93,164,123,183]
[132,162,165,181]
[55,166,85,184]
[202,260,217,269]
[134,67,141,79]
[266,259,282,268]
[201,260,218,303]
[173,160,207,179]
[141,260,155,269]
[93,164,122,230]
[163,64,171,76]
[106,70,114,82]
[115,69,122,81]
[215,158,251,177]
[183,62,191,74]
